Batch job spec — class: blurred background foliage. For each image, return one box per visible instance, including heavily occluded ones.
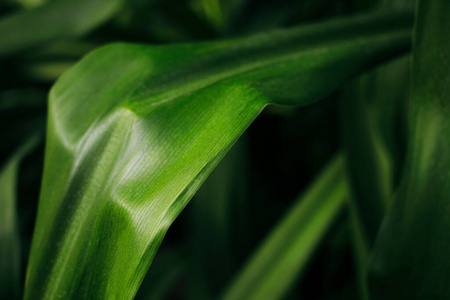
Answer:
[0,0,414,299]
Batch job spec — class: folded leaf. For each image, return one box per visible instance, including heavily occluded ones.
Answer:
[25,11,412,300]
[0,0,121,57]
[369,1,450,298]
[220,155,347,300]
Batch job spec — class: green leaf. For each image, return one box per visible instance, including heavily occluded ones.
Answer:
[0,0,121,57]
[0,89,47,164]
[369,1,450,298]
[365,55,410,183]
[25,11,412,300]
[378,0,415,10]
[341,54,410,300]
[220,155,347,300]
[0,134,41,300]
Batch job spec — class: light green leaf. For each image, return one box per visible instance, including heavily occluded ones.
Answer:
[0,134,41,300]
[25,11,412,300]
[220,155,348,300]
[369,1,450,298]
[0,0,121,57]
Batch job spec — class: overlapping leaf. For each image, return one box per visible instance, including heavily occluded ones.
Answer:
[25,11,412,299]
[369,1,450,298]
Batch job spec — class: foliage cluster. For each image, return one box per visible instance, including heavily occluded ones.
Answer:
[1,0,449,299]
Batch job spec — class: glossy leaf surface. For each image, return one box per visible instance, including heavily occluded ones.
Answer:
[369,1,450,298]
[220,155,347,300]
[0,0,121,57]
[25,11,412,300]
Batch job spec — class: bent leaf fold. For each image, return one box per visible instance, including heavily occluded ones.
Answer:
[25,10,412,300]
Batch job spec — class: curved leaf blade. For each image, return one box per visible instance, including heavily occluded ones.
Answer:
[25,11,412,300]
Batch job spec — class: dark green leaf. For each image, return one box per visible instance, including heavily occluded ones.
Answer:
[188,138,248,300]
[0,0,121,57]
[0,134,40,300]
[220,155,348,300]
[369,1,450,298]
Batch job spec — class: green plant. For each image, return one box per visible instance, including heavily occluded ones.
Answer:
[0,0,448,299]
